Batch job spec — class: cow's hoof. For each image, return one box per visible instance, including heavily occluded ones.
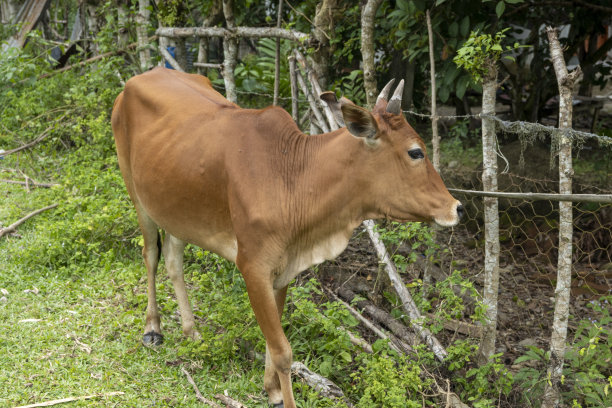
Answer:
[272,402,284,408]
[143,331,163,345]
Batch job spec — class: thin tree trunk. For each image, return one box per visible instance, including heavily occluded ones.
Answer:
[478,61,500,365]
[273,0,283,105]
[136,0,150,71]
[361,0,383,108]
[541,26,581,408]
[289,55,299,125]
[222,0,238,103]
[196,0,222,75]
[426,10,440,172]
[311,0,336,90]
[117,1,128,49]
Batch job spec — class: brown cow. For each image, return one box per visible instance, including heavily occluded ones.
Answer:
[111,67,462,407]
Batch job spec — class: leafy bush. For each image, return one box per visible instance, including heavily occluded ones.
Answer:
[514,296,612,407]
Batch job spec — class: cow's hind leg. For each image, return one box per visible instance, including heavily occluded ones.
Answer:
[162,233,200,339]
[139,210,164,345]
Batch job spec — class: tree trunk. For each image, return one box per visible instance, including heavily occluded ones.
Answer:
[136,0,151,71]
[273,0,283,105]
[0,0,20,23]
[426,10,439,172]
[361,0,383,108]
[541,26,580,408]
[196,0,223,75]
[222,0,238,103]
[311,0,336,90]
[478,61,500,365]
[117,0,128,49]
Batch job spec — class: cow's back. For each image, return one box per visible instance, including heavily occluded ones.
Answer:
[111,68,240,261]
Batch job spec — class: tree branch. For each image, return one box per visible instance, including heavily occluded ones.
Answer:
[0,204,59,238]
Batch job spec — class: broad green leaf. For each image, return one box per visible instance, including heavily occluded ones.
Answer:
[496,1,505,17]
[505,0,524,3]
[435,0,448,5]
[456,75,470,99]
[449,22,459,37]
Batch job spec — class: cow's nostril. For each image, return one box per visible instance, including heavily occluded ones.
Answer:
[456,204,465,219]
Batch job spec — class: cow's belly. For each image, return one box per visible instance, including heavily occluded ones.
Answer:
[273,228,353,289]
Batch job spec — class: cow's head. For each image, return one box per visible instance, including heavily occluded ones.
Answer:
[321,80,463,227]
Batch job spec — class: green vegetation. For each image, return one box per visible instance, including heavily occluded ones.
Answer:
[2,1,611,405]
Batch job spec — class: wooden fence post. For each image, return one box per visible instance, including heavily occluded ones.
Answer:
[136,0,150,71]
[222,0,238,103]
[542,26,581,408]
[478,61,500,365]
[361,0,383,108]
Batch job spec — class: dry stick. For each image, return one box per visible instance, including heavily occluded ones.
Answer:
[295,69,329,133]
[362,219,448,362]
[426,10,440,172]
[13,392,124,408]
[293,50,339,131]
[181,367,221,407]
[337,286,418,347]
[326,288,406,355]
[291,362,350,405]
[541,26,581,408]
[0,204,58,238]
[288,55,299,124]
[1,179,57,188]
[214,394,247,408]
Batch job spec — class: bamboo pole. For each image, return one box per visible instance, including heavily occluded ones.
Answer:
[541,26,581,408]
[478,61,500,365]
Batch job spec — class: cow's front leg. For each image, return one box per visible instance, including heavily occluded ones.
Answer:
[163,233,200,340]
[263,286,289,406]
[240,264,296,408]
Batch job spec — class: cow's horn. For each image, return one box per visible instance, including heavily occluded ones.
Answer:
[386,79,405,115]
[376,79,396,105]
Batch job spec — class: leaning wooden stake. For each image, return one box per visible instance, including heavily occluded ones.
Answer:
[541,26,581,408]
[295,70,329,133]
[478,60,501,365]
[13,392,124,408]
[362,219,448,362]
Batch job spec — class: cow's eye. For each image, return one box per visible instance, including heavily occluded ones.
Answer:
[407,148,424,160]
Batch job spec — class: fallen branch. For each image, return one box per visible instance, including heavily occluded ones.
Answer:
[214,394,248,408]
[0,204,58,238]
[13,392,124,408]
[292,361,351,405]
[363,219,448,362]
[1,179,57,188]
[181,367,221,407]
[326,288,409,355]
[337,286,418,347]
[424,313,482,338]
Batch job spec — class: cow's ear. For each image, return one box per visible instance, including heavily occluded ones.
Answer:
[319,91,345,127]
[341,103,379,140]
